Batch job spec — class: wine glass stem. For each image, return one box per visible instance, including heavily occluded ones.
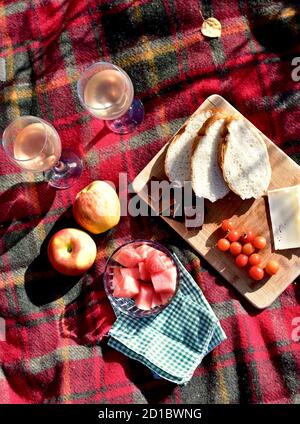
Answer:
[54,161,66,172]
[44,150,83,189]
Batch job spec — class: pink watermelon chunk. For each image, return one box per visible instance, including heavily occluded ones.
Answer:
[145,250,168,275]
[138,262,151,281]
[134,283,154,310]
[120,267,140,280]
[151,266,177,295]
[158,252,173,269]
[110,243,177,308]
[159,292,172,305]
[112,267,123,289]
[151,291,163,308]
[135,244,156,259]
[113,274,140,298]
[114,246,142,267]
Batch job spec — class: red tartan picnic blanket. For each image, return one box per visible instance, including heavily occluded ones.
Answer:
[0,0,299,404]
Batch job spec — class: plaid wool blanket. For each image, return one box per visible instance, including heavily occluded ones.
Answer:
[0,0,299,404]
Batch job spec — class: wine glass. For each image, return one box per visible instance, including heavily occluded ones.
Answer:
[77,61,144,134]
[2,116,83,189]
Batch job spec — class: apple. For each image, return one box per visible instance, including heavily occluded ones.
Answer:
[47,228,97,276]
[73,181,120,234]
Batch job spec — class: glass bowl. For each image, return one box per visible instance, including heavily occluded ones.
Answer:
[103,239,180,318]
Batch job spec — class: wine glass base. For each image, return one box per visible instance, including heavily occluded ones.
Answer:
[44,150,83,189]
[106,97,144,134]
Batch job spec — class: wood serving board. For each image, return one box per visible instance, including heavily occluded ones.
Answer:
[132,94,300,309]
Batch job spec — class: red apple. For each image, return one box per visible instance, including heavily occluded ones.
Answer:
[47,228,97,276]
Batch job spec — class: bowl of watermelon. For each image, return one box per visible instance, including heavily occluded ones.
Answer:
[104,240,180,317]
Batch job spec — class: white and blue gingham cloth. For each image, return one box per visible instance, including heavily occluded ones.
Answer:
[108,254,226,384]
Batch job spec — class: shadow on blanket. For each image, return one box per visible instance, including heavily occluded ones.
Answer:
[24,207,82,306]
[101,339,177,404]
[0,181,55,256]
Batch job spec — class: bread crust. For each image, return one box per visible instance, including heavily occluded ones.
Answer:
[218,122,231,188]
[164,123,187,180]
[191,111,230,158]
[190,111,236,198]
[164,108,221,181]
[218,121,236,193]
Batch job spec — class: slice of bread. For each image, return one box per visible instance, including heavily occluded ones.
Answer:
[219,119,271,199]
[191,112,231,202]
[164,109,213,185]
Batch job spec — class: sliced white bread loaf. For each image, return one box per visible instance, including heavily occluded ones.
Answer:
[191,112,231,202]
[164,109,214,185]
[219,119,271,199]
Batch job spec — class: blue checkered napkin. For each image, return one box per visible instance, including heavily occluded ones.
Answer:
[108,255,226,384]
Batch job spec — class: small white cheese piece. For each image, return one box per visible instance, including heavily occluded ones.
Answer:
[267,184,300,250]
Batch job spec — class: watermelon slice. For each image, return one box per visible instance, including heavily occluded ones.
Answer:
[135,282,154,310]
[159,292,172,305]
[145,250,168,275]
[111,243,177,309]
[151,266,177,295]
[138,262,151,281]
[114,246,142,267]
[112,267,123,289]
[135,244,156,259]
[120,267,140,280]
[113,274,140,298]
[151,291,163,308]
[158,252,174,269]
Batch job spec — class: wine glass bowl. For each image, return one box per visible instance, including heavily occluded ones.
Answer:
[77,62,144,134]
[2,116,61,172]
[2,116,83,189]
[77,62,134,120]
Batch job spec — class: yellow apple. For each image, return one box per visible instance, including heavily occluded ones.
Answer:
[73,180,121,234]
[47,228,97,276]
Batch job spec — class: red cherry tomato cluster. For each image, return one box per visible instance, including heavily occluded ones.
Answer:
[217,220,280,281]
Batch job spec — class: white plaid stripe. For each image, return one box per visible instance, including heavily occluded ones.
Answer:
[108,255,226,384]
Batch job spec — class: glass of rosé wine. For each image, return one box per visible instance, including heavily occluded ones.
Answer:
[77,61,144,134]
[2,115,83,189]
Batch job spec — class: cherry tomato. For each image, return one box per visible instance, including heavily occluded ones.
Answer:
[265,260,280,275]
[253,236,267,250]
[227,230,240,242]
[249,253,262,266]
[221,219,234,232]
[217,238,230,251]
[242,243,255,256]
[230,242,242,256]
[249,266,264,281]
[242,230,254,244]
[235,254,248,268]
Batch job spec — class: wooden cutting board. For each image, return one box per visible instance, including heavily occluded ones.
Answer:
[132,94,300,309]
